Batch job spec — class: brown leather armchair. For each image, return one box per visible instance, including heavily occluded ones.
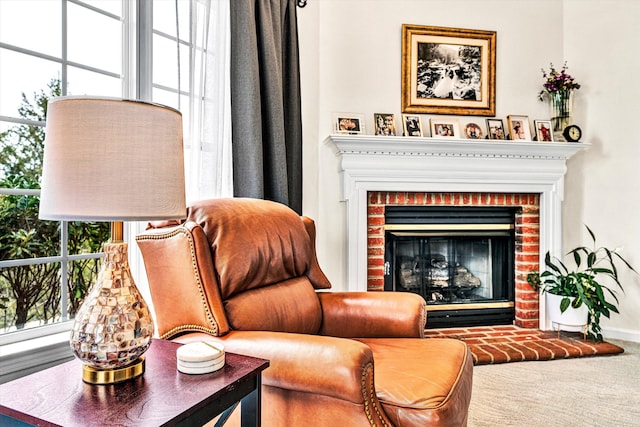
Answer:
[136,198,473,426]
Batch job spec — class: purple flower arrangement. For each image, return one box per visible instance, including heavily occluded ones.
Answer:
[538,62,581,101]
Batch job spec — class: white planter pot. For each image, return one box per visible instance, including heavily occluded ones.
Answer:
[546,293,588,333]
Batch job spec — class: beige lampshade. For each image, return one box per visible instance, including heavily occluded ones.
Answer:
[39,97,186,221]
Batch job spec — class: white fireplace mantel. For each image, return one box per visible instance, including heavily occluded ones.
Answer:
[325,134,589,302]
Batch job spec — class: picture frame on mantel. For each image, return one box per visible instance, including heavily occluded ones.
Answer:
[534,120,553,142]
[401,24,496,116]
[507,115,532,141]
[463,122,484,139]
[374,113,397,136]
[430,117,460,138]
[333,112,365,135]
[402,114,423,137]
[486,118,506,140]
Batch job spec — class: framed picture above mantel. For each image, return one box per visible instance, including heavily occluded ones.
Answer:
[401,24,496,116]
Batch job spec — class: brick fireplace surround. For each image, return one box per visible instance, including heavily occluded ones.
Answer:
[367,191,540,328]
[326,134,587,331]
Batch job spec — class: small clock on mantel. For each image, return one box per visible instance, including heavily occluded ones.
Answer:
[563,124,582,142]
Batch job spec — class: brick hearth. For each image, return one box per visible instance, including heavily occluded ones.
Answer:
[424,325,625,365]
[367,191,540,328]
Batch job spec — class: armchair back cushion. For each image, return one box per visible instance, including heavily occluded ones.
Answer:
[188,198,331,299]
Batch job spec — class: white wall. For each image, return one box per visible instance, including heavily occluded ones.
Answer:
[299,0,640,341]
[562,0,640,341]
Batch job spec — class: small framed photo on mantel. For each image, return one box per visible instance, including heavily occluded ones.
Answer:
[534,120,553,142]
[430,117,460,138]
[333,113,365,135]
[463,122,484,139]
[374,113,397,136]
[507,115,532,141]
[402,114,424,137]
[486,118,506,140]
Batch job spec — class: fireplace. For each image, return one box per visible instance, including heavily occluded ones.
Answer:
[326,134,587,331]
[370,192,540,328]
[383,205,516,327]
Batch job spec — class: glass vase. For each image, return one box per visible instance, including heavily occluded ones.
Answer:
[549,89,574,141]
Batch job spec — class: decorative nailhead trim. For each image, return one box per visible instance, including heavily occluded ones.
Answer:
[160,324,218,340]
[137,227,219,337]
[360,361,389,427]
[419,303,427,338]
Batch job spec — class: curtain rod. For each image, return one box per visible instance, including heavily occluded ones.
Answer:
[297,0,307,7]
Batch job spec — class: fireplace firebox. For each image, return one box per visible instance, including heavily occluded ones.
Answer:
[384,206,516,328]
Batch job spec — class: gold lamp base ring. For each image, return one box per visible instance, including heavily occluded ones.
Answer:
[82,357,145,385]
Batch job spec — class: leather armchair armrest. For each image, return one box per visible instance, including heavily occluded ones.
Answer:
[318,291,426,338]
[173,331,374,405]
[136,222,230,338]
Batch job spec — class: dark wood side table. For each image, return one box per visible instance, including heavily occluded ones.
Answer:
[0,339,269,426]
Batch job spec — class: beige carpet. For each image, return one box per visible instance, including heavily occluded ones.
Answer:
[467,339,640,426]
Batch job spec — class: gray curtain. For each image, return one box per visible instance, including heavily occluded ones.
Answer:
[230,0,303,214]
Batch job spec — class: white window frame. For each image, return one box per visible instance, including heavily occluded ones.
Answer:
[0,0,219,383]
[0,0,145,383]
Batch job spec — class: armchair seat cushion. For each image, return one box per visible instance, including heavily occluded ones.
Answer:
[359,338,473,427]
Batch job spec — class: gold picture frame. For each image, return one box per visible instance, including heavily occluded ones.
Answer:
[401,24,496,116]
[507,115,532,141]
[486,118,506,140]
[463,122,485,140]
[374,113,397,136]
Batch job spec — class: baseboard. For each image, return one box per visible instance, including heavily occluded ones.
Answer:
[602,327,640,343]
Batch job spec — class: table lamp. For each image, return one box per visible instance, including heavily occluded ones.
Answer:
[39,97,186,384]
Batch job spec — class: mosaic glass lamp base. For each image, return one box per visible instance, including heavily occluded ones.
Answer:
[69,242,154,384]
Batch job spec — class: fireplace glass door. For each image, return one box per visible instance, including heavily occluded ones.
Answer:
[384,206,516,328]
[388,233,512,302]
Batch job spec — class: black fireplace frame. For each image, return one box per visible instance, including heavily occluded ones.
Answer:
[383,206,517,328]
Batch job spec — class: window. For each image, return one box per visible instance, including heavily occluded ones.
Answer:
[1,0,123,340]
[0,0,217,346]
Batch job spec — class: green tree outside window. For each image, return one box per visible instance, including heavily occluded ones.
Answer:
[0,78,109,332]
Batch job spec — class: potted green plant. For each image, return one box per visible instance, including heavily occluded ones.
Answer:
[527,225,637,342]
